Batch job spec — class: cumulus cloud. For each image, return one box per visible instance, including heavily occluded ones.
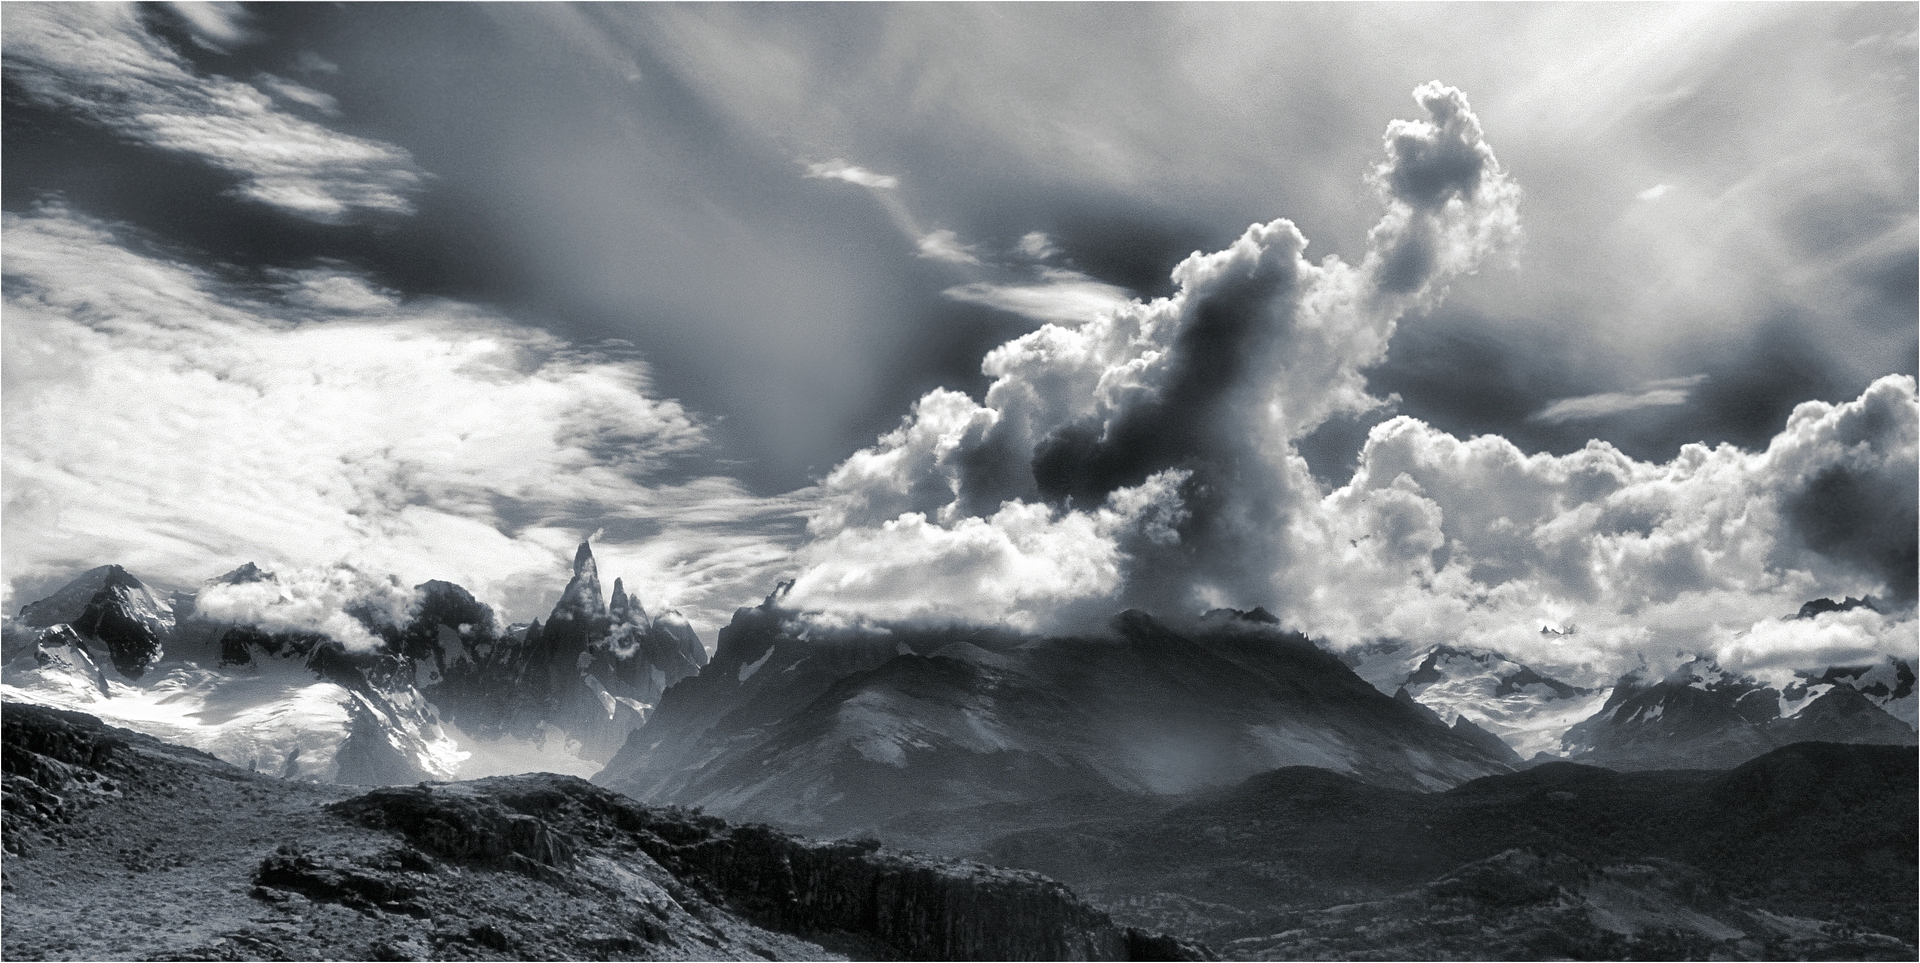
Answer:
[0,207,803,636]
[788,83,1523,625]
[193,565,415,653]
[1304,374,1917,679]
[1531,374,1708,423]
[2,3,423,221]
[781,82,1917,682]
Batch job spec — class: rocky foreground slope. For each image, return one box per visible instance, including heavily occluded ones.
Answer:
[0,702,1205,961]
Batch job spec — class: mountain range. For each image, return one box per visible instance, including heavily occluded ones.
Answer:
[1,543,705,785]
[593,600,1516,836]
[2,550,1915,960]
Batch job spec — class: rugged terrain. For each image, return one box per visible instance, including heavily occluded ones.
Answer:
[967,743,1917,960]
[0,543,708,786]
[596,603,1516,835]
[1,702,1203,962]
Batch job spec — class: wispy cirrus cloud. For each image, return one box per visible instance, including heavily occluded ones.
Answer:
[803,158,899,190]
[2,3,423,222]
[943,269,1133,326]
[0,206,805,634]
[1530,374,1708,424]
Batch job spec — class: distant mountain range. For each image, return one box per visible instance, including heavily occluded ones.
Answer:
[593,600,1516,836]
[5,550,1910,803]
[4,552,1915,961]
[1340,628,1915,771]
[1,543,703,784]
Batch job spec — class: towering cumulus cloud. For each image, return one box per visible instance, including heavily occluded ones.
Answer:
[787,83,1916,680]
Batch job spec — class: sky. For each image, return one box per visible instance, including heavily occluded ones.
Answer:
[3,2,1916,685]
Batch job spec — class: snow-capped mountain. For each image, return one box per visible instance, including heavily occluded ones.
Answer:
[1341,641,1609,760]
[14,564,182,679]
[596,601,1515,836]
[1562,652,1917,770]
[0,542,706,785]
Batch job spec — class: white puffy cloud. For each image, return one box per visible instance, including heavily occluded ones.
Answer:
[789,83,1523,628]
[193,565,414,653]
[1295,373,1917,680]
[2,3,422,221]
[0,207,801,636]
[783,82,1916,680]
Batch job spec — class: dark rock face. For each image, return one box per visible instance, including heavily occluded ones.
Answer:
[334,774,1210,962]
[17,565,174,680]
[1796,595,1884,620]
[1,703,128,856]
[1565,657,1916,770]
[597,602,1514,836]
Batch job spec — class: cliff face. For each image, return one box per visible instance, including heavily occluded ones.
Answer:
[336,774,1210,962]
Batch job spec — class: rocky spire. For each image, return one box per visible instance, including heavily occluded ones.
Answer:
[608,578,631,623]
[550,540,605,623]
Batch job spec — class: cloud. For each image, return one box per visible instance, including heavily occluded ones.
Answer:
[163,1,256,52]
[253,74,342,117]
[2,3,423,222]
[1531,374,1708,423]
[1016,232,1059,260]
[1298,373,1918,680]
[782,82,1917,682]
[915,228,981,265]
[803,159,899,190]
[1637,183,1677,201]
[0,207,803,636]
[943,269,1133,325]
[789,83,1524,628]
[193,565,414,653]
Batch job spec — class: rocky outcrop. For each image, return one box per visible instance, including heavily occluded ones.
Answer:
[332,774,1211,961]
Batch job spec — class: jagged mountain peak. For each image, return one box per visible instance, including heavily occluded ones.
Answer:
[550,541,605,622]
[17,564,155,628]
[1796,595,1885,620]
[209,562,274,586]
[608,577,649,625]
